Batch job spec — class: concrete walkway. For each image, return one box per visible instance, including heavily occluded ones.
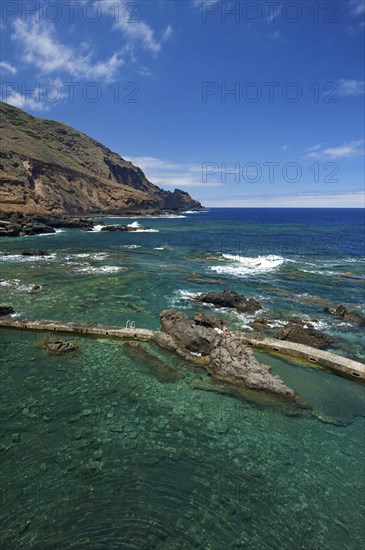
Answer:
[0,317,155,341]
[1,317,364,382]
[233,333,365,382]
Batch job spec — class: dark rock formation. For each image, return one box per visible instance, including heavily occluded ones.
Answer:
[275,319,331,348]
[100,224,149,232]
[325,305,365,326]
[21,250,49,256]
[123,341,184,382]
[157,309,296,400]
[160,309,220,356]
[248,316,269,331]
[44,337,78,354]
[0,221,54,237]
[0,305,15,316]
[194,290,262,314]
[194,312,224,330]
[0,212,94,237]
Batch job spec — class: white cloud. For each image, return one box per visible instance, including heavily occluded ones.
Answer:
[128,156,222,187]
[349,0,365,16]
[323,141,364,159]
[115,19,163,54]
[281,145,288,151]
[90,0,172,53]
[269,30,282,40]
[304,141,364,160]
[139,66,153,77]
[338,79,364,96]
[3,92,50,112]
[0,61,17,75]
[12,18,124,81]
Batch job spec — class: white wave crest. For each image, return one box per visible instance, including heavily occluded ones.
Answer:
[210,254,285,277]
[69,252,108,260]
[134,229,159,233]
[0,253,56,262]
[76,266,123,274]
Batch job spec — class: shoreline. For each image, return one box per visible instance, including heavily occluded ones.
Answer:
[0,209,205,237]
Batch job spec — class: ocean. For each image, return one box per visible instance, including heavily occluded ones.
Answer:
[1,208,364,548]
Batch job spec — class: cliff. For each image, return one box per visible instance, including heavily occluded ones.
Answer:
[0,102,202,216]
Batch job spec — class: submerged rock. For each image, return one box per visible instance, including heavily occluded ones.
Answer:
[158,309,296,400]
[123,341,184,382]
[194,290,262,314]
[325,305,365,326]
[43,337,78,354]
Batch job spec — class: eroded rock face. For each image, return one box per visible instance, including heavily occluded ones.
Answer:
[209,338,294,398]
[158,309,296,400]
[194,312,223,330]
[194,290,262,314]
[325,305,365,326]
[160,309,220,355]
[0,213,94,237]
[44,337,78,354]
[0,101,202,217]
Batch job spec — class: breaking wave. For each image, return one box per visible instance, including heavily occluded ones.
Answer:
[210,254,286,277]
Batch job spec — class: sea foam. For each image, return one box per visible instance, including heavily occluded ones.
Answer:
[210,254,285,277]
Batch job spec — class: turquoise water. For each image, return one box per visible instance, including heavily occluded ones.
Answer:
[1,208,364,547]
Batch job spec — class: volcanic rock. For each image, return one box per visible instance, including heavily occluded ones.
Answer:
[0,305,15,316]
[0,101,202,218]
[325,305,365,326]
[44,337,78,354]
[194,290,262,313]
[275,320,330,348]
[157,309,296,400]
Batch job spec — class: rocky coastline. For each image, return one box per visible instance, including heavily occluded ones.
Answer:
[155,309,298,400]
[0,209,200,237]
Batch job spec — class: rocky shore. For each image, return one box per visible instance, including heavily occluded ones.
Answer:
[324,305,365,326]
[194,290,262,314]
[99,224,151,232]
[155,309,297,400]
[0,213,93,237]
[0,210,196,237]
[191,291,333,349]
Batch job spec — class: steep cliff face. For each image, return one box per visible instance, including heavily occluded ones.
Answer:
[0,102,202,215]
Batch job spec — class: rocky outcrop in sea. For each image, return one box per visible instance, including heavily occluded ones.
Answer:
[194,290,262,313]
[154,309,296,400]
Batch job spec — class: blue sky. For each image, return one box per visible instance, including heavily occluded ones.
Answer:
[1,0,364,207]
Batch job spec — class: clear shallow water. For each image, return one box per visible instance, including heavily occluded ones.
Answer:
[1,329,364,549]
[1,208,365,547]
